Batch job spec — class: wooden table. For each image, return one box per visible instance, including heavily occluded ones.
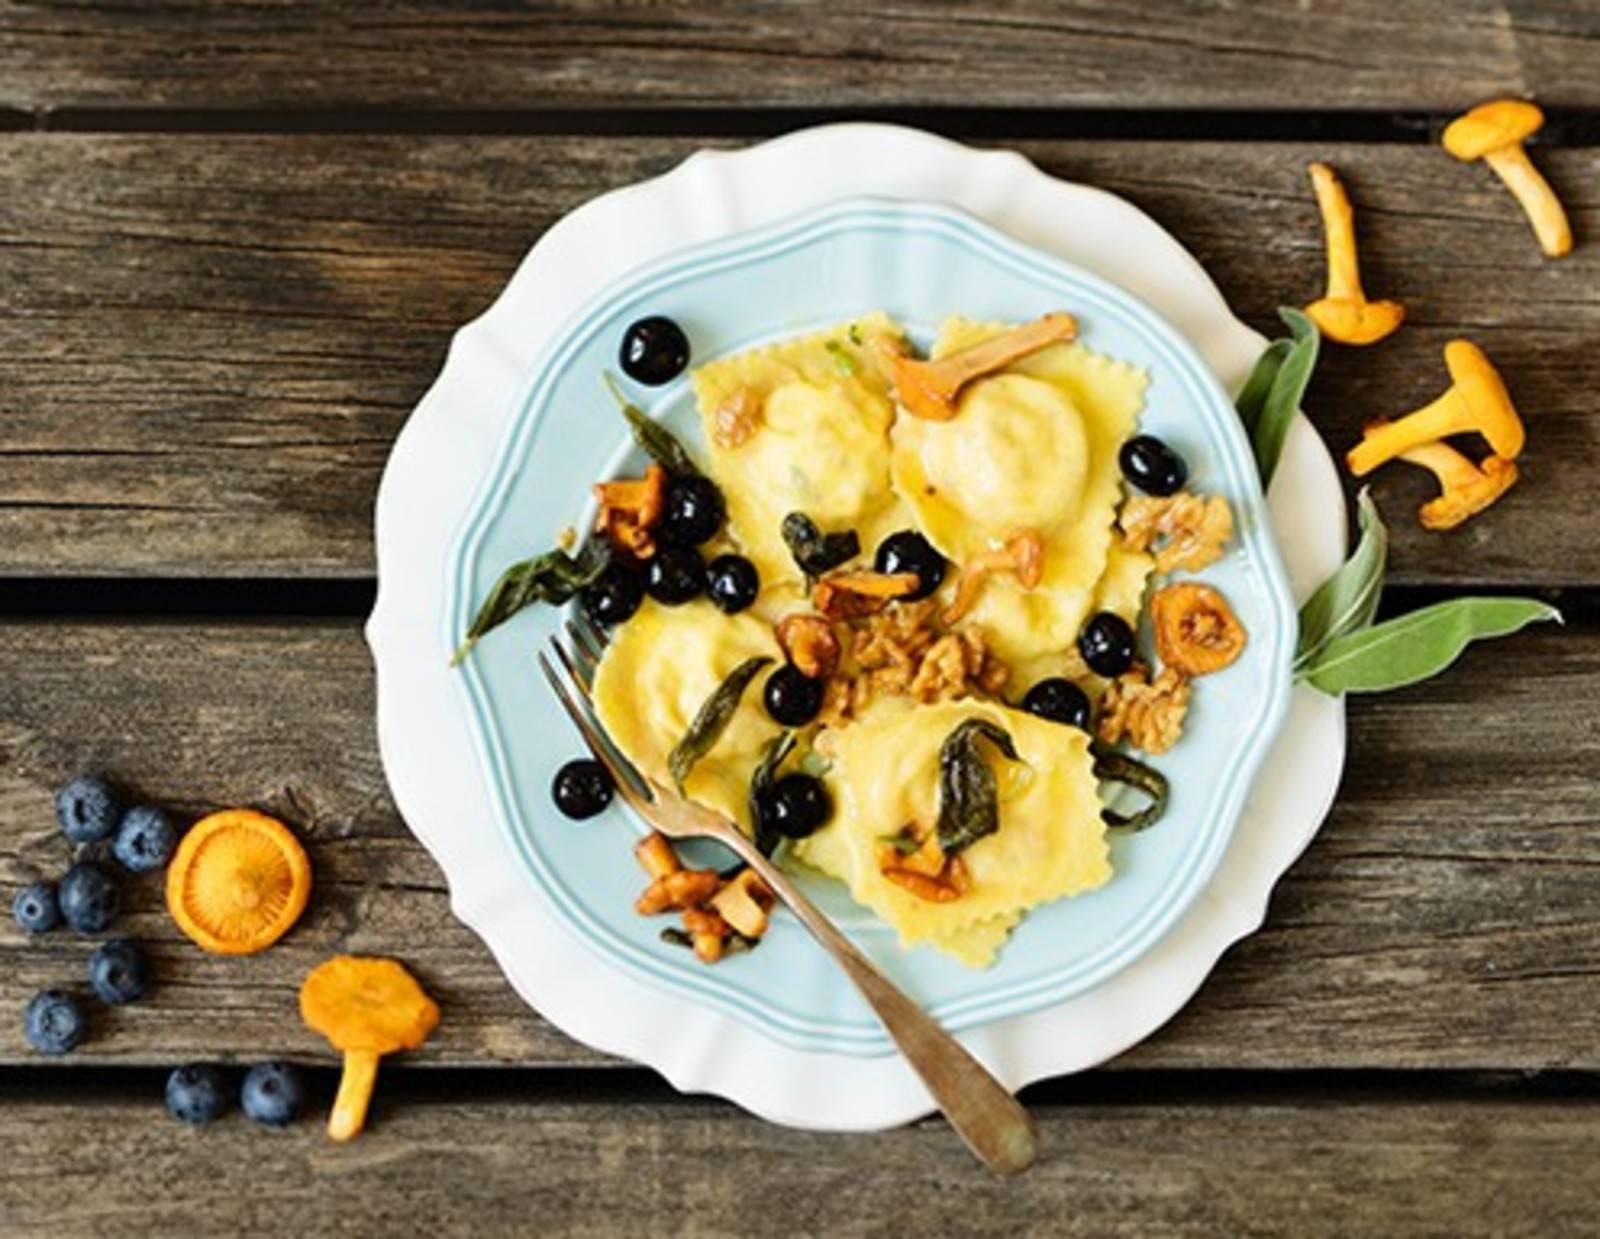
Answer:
[2,4,1597,1234]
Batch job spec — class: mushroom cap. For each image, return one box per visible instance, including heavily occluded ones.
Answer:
[1443,99,1544,160]
[300,955,440,1055]
[1306,296,1405,345]
[165,809,312,956]
[1443,340,1525,459]
[1400,444,1519,531]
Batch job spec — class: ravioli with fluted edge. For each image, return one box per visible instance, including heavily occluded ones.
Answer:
[891,318,1149,675]
[793,697,1110,965]
[693,312,910,590]
[591,599,779,832]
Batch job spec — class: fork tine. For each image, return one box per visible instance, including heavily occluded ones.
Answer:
[550,626,596,696]
[563,618,602,685]
[571,606,610,653]
[536,649,655,805]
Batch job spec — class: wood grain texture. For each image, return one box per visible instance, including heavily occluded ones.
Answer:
[1,1,1597,112]
[1,1092,1596,1237]
[1,134,1595,581]
[1,618,1596,1070]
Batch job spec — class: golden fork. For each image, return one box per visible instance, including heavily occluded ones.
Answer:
[538,618,1036,1176]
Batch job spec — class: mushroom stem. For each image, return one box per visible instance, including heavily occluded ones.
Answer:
[894,313,1077,421]
[329,1048,380,1143]
[1483,144,1573,259]
[1311,163,1365,301]
[1396,440,1519,531]
[1348,389,1464,476]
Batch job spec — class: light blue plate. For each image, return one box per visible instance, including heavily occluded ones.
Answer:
[447,198,1295,1057]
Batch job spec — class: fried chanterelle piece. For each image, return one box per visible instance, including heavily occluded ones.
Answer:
[1097,665,1191,755]
[1121,492,1233,573]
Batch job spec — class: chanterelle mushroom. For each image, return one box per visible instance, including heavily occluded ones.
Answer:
[1395,439,1519,531]
[1346,340,1525,477]
[1303,163,1404,345]
[300,955,440,1142]
[893,313,1077,421]
[1443,99,1572,259]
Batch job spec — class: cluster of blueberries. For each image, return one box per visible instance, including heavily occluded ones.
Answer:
[12,774,306,1128]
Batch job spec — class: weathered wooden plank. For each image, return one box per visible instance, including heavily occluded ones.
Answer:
[1,1,1597,112]
[0,1092,1595,1237]
[1,134,1595,581]
[2,619,1596,1069]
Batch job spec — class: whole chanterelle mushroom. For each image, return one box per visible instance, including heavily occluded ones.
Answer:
[892,312,1077,420]
[1443,99,1572,259]
[300,955,440,1141]
[1303,162,1404,345]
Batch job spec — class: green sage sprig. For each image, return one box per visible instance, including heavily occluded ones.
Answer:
[1294,488,1387,672]
[668,656,773,791]
[936,718,1021,857]
[1236,307,1319,487]
[1091,744,1170,833]
[781,511,860,581]
[451,538,610,666]
[603,373,702,478]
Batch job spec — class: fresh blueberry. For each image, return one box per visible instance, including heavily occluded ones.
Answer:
[1119,435,1189,497]
[580,564,645,628]
[112,805,178,873]
[644,545,705,606]
[57,861,121,935]
[755,774,832,841]
[165,1063,231,1125]
[619,316,690,386]
[12,881,62,934]
[874,530,947,601]
[88,939,150,1006]
[55,775,122,845]
[551,759,614,821]
[1078,612,1137,678]
[764,664,824,727]
[658,475,725,547]
[24,990,87,1055]
[240,1061,306,1128]
[705,554,759,614]
[1021,678,1093,731]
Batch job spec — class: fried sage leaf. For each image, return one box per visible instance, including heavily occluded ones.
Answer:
[451,539,610,665]
[1298,597,1560,695]
[936,718,1021,857]
[1236,307,1319,487]
[749,729,797,857]
[1092,744,1170,833]
[781,512,861,580]
[604,372,702,478]
[1295,487,1387,672]
[668,656,773,792]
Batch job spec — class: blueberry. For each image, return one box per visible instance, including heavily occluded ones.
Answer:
[57,861,121,935]
[165,1063,230,1125]
[580,564,644,628]
[644,545,705,606]
[764,664,824,727]
[874,531,946,601]
[1119,435,1188,497]
[55,775,122,845]
[552,759,613,821]
[12,881,62,934]
[24,990,86,1055]
[619,316,690,386]
[88,939,150,1006]
[1021,678,1092,731]
[241,1062,306,1128]
[1078,612,1137,678]
[755,774,832,841]
[659,475,725,547]
[705,554,759,614]
[112,805,178,873]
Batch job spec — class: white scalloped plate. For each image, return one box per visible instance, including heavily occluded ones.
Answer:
[367,124,1347,1130]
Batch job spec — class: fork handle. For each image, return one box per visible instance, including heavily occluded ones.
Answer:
[720,831,1036,1175]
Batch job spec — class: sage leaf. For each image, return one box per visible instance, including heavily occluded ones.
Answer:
[603,373,702,478]
[749,729,797,856]
[1237,308,1319,487]
[1299,597,1561,695]
[825,339,858,376]
[451,539,610,665]
[781,512,861,580]
[936,718,1021,857]
[1092,744,1170,832]
[668,656,773,791]
[1294,488,1387,671]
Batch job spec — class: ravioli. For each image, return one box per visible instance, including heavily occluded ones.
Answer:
[891,319,1148,669]
[591,599,780,833]
[693,312,910,591]
[793,697,1109,965]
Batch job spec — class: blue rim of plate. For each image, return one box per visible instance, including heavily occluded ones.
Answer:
[445,197,1296,1056]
